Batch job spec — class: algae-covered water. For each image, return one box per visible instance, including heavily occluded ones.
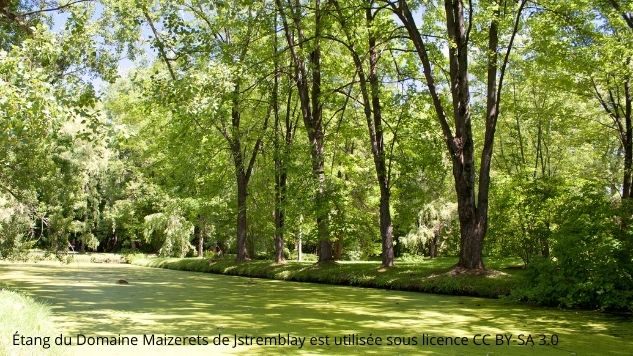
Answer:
[1,261,631,355]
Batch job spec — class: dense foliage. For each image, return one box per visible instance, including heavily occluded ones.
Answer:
[1,0,632,310]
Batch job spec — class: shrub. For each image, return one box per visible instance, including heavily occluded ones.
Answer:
[515,183,633,311]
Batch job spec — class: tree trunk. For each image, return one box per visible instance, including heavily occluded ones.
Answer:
[226,80,268,262]
[623,79,632,200]
[453,152,484,269]
[368,9,394,268]
[429,232,438,258]
[456,216,485,269]
[198,235,204,257]
[296,221,303,262]
[236,173,249,262]
[316,172,333,262]
[312,0,333,263]
[379,186,394,266]
[274,171,287,263]
[272,11,287,265]
[230,83,248,263]
[197,220,204,257]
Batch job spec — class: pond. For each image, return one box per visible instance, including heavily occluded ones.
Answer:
[1,262,631,355]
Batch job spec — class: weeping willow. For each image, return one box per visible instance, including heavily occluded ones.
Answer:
[143,213,194,257]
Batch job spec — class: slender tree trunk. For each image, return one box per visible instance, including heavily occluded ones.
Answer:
[198,234,204,257]
[621,79,633,232]
[541,222,550,258]
[623,79,632,200]
[534,119,543,178]
[369,17,394,268]
[296,225,303,262]
[274,171,287,263]
[197,218,205,257]
[316,172,333,262]
[236,173,249,261]
[231,83,250,263]
[225,80,268,262]
[312,0,333,263]
[272,11,288,264]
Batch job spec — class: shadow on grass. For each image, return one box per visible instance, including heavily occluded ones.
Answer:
[0,262,631,355]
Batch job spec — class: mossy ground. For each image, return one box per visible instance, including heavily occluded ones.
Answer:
[131,256,525,298]
[1,260,631,355]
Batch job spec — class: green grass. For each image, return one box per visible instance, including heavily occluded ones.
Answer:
[0,289,61,356]
[0,261,631,355]
[131,256,526,299]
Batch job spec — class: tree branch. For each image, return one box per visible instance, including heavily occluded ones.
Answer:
[19,0,93,17]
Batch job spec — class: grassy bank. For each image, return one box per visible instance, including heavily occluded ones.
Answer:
[131,256,525,299]
[0,289,60,356]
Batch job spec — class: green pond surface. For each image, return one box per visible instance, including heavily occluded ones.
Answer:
[1,261,631,355]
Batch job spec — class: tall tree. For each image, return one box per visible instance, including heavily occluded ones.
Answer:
[330,0,395,267]
[386,0,527,270]
[276,0,334,262]
[139,1,272,261]
[597,1,633,203]
[272,14,299,264]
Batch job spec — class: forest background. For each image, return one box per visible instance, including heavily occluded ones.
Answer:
[1,0,632,311]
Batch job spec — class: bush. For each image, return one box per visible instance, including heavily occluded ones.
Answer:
[515,183,633,311]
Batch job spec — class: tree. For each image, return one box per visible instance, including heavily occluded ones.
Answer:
[592,1,632,204]
[271,14,300,263]
[385,0,528,270]
[402,200,458,258]
[275,0,334,262]
[133,1,273,262]
[143,210,195,258]
[329,0,397,266]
